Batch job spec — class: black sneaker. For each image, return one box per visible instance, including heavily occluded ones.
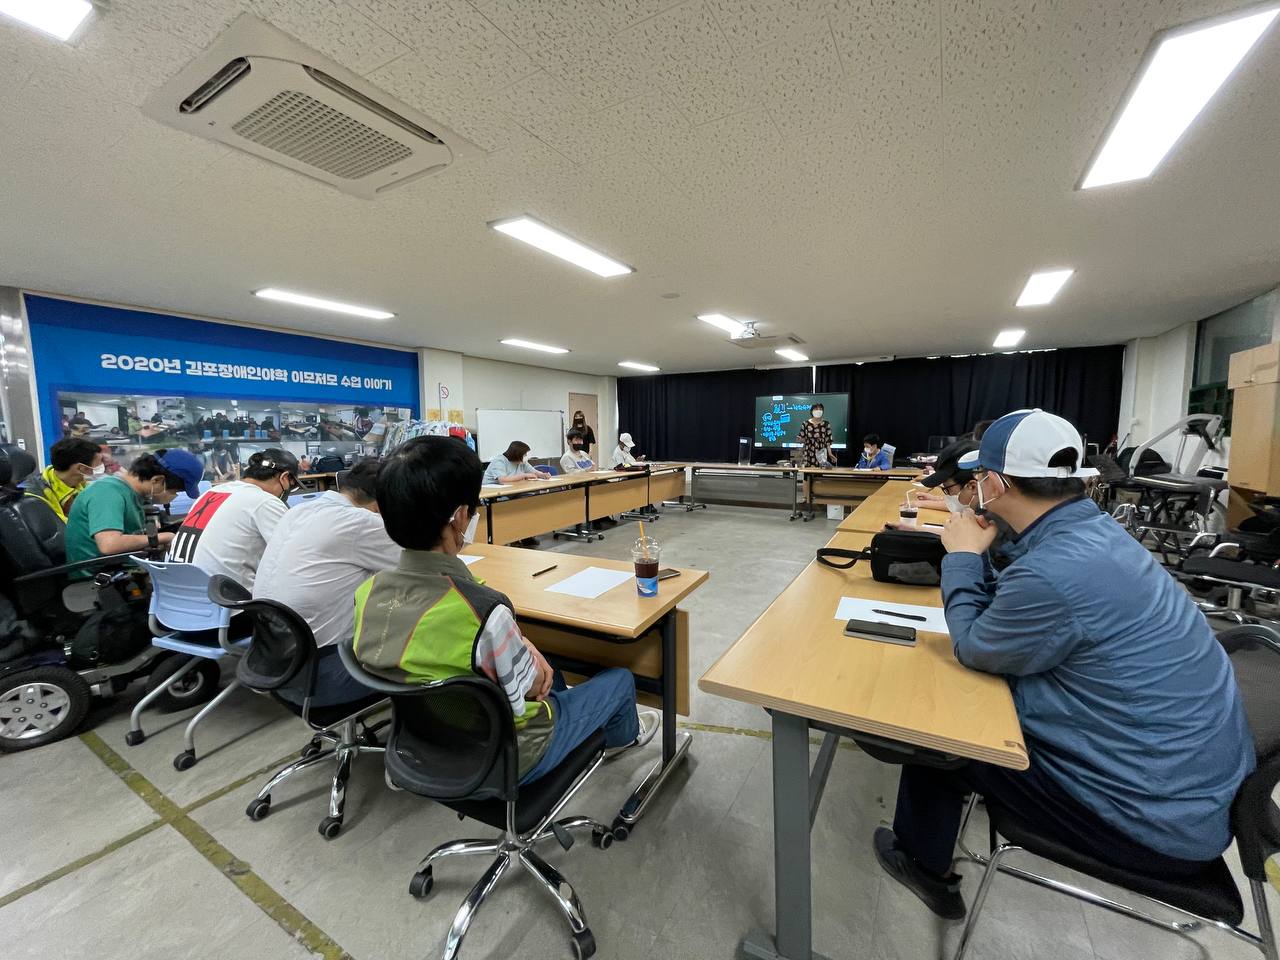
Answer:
[873,827,966,920]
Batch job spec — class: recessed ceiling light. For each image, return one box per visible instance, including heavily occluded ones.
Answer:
[697,313,746,336]
[1081,7,1279,189]
[618,361,660,372]
[993,329,1026,349]
[500,338,569,355]
[1016,269,1074,307]
[775,348,809,362]
[0,0,93,42]
[253,288,394,320]
[489,216,633,278]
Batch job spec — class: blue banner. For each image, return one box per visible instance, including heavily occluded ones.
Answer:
[26,294,419,455]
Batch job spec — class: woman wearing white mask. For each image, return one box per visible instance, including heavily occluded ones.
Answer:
[794,403,834,467]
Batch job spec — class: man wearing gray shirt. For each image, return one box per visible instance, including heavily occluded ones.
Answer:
[254,459,400,706]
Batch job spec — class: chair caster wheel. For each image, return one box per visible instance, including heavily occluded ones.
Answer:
[409,867,433,898]
[173,750,197,771]
[246,797,271,820]
[789,515,797,521]
[318,816,343,840]
[125,730,145,746]
[571,928,596,959]
[610,817,630,842]
[300,739,323,759]
[591,828,613,850]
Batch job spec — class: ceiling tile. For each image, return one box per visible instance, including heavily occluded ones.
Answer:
[615,1,735,69]
[653,58,757,124]
[472,0,624,56]
[705,0,832,53]
[829,0,939,81]
[247,0,411,76]
[351,0,538,92]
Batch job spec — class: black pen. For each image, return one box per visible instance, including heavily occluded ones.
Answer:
[531,564,558,578]
[872,608,927,622]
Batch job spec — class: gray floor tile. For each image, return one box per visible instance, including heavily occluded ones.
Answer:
[0,735,157,897]
[0,826,263,960]
[88,681,313,806]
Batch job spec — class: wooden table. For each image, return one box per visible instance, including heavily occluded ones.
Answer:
[802,466,918,517]
[682,462,803,518]
[700,529,1024,960]
[648,465,687,505]
[836,479,946,534]
[467,543,709,836]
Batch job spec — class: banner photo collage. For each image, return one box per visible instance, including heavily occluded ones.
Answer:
[25,295,420,482]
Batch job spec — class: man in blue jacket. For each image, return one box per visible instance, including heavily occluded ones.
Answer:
[874,409,1254,920]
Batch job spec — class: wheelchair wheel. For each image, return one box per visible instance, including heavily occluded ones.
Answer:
[145,657,222,712]
[0,665,92,752]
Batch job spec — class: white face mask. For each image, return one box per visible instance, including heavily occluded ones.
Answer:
[812,411,823,420]
[975,473,1005,516]
[863,447,873,458]
[461,509,479,546]
[943,493,964,514]
[91,463,106,477]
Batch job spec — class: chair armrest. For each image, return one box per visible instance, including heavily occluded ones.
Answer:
[13,549,151,583]
[1218,623,1280,656]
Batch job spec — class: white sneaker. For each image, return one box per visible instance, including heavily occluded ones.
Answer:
[605,708,660,760]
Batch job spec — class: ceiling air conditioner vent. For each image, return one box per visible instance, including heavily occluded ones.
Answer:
[142,14,482,199]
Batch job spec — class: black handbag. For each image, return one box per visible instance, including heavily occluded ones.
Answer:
[816,530,946,586]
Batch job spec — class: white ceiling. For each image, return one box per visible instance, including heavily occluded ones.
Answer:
[1,0,1278,376]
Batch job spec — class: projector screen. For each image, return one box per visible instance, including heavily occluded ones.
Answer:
[753,393,850,449]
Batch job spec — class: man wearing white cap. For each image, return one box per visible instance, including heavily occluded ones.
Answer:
[609,431,645,469]
[874,409,1254,921]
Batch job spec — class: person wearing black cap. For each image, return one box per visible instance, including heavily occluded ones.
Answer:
[873,410,1254,922]
[166,448,300,590]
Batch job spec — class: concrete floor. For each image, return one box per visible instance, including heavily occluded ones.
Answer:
[1,504,1274,960]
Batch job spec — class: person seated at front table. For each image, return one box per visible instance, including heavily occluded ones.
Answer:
[63,449,204,577]
[560,431,595,474]
[484,441,549,485]
[855,433,891,470]
[25,437,103,522]
[609,432,646,469]
[166,449,299,591]
[255,458,400,706]
[353,436,658,783]
[873,409,1254,921]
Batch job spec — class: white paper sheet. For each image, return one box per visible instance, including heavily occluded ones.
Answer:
[481,484,505,492]
[834,596,950,635]
[545,567,634,600]
[458,554,483,566]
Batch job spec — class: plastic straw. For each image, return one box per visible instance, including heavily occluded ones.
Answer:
[639,521,649,559]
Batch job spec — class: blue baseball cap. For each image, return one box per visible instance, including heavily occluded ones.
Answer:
[957,409,1098,479]
[156,449,205,499]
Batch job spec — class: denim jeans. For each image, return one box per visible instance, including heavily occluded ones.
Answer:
[520,667,639,784]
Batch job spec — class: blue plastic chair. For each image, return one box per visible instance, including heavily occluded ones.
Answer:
[126,558,251,770]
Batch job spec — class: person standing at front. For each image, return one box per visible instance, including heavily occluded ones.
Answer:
[794,403,834,467]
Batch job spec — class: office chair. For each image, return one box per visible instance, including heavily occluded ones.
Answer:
[952,623,1280,960]
[207,576,387,839]
[125,558,251,770]
[337,640,614,960]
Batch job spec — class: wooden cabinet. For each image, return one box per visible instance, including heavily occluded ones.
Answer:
[1228,343,1280,494]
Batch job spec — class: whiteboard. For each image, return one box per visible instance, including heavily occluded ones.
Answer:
[476,409,565,462]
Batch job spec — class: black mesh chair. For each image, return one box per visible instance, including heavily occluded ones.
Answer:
[952,623,1280,960]
[336,639,613,960]
[207,576,387,839]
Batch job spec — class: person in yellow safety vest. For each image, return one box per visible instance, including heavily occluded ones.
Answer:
[25,437,104,522]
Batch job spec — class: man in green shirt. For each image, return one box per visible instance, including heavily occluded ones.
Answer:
[64,449,204,576]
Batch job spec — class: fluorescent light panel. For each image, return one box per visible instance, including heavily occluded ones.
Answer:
[500,338,569,355]
[254,288,394,320]
[489,216,632,278]
[1081,7,1279,189]
[775,348,809,362]
[697,313,746,335]
[993,329,1026,349]
[618,361,660,372]
[1016,269,1074,307]
[0,0,92,41]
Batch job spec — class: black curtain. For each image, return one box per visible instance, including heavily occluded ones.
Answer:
[618,366,810,461]
[621,345,1124,461]
[818,345,1125,455]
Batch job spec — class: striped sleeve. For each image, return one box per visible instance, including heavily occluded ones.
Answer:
[473,604,536,716]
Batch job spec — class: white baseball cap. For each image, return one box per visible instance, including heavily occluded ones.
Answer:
[957,409,1098,479]
[619,433,635,449]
